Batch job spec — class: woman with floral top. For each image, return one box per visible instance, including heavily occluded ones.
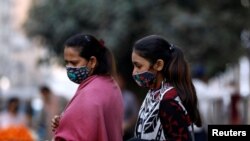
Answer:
[129,35,202,141]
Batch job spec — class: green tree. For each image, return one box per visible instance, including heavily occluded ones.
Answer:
[24,0,249,83]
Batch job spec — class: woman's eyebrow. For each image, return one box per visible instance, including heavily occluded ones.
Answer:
[132,61,137,65]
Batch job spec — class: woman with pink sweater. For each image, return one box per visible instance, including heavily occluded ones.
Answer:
[51,33,124,141]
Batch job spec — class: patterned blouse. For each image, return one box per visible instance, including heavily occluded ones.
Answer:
[134,83,192,141]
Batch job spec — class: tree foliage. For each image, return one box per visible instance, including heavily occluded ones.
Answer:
[24,0,250,83]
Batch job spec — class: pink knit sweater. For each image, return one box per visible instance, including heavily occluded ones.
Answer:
[54,75,124,141]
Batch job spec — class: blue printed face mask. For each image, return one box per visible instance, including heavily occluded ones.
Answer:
[132,71,156,88]
[66,66,90,84]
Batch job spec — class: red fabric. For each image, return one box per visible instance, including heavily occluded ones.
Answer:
[159,88,192,141]
[54,75,124,141]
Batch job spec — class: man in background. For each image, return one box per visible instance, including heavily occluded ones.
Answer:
[36,85,68,140]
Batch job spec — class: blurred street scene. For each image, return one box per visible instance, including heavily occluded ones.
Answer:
[0,0,250,140]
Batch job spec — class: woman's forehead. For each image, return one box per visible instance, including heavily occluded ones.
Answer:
[132,51,150,64]
[64,47,80,55]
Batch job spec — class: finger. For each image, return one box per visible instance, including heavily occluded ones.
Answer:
[51,120,59,127]
[52,115,60,123]
[51,115,60,130]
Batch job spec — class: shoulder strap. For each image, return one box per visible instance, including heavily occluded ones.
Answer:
[160,86,174,100]
[191,123,195,141]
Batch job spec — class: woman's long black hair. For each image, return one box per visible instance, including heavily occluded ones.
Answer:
[133,35,202,127]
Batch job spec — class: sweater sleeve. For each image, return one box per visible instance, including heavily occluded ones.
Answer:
[54,89,107,141]
[159,92,192,141]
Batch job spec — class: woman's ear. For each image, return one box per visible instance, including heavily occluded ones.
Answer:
[88,56,97,69]
[153,59,164,71]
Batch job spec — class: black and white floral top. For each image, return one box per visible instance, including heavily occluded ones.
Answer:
[135,83,192,141]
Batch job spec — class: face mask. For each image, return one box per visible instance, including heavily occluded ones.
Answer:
[66,66,90,84]
[132,71,156,88]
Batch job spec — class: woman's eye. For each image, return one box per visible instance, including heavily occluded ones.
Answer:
[65,61,78,66]
[135,64,141,68]
[71,62,77,66]
[133,62,142,69]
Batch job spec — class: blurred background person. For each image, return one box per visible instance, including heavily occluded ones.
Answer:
[35,85,68,140]
[192,65,210,141]
[24,98,35,129]
[228,80,241,125]
[117,74,139,140]
[0,96,37,140]
[0,97,28,128]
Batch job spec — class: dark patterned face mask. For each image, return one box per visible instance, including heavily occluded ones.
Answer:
[66,66,90,84]
[132,71,156,88]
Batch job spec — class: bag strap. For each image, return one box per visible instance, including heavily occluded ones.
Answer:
[191,123,195,141]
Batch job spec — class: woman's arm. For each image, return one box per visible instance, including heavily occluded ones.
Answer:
[159,99,192,141]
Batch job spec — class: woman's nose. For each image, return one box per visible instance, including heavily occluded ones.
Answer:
[132,68,137,75]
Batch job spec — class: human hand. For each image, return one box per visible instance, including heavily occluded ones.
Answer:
[51,115,60,132]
